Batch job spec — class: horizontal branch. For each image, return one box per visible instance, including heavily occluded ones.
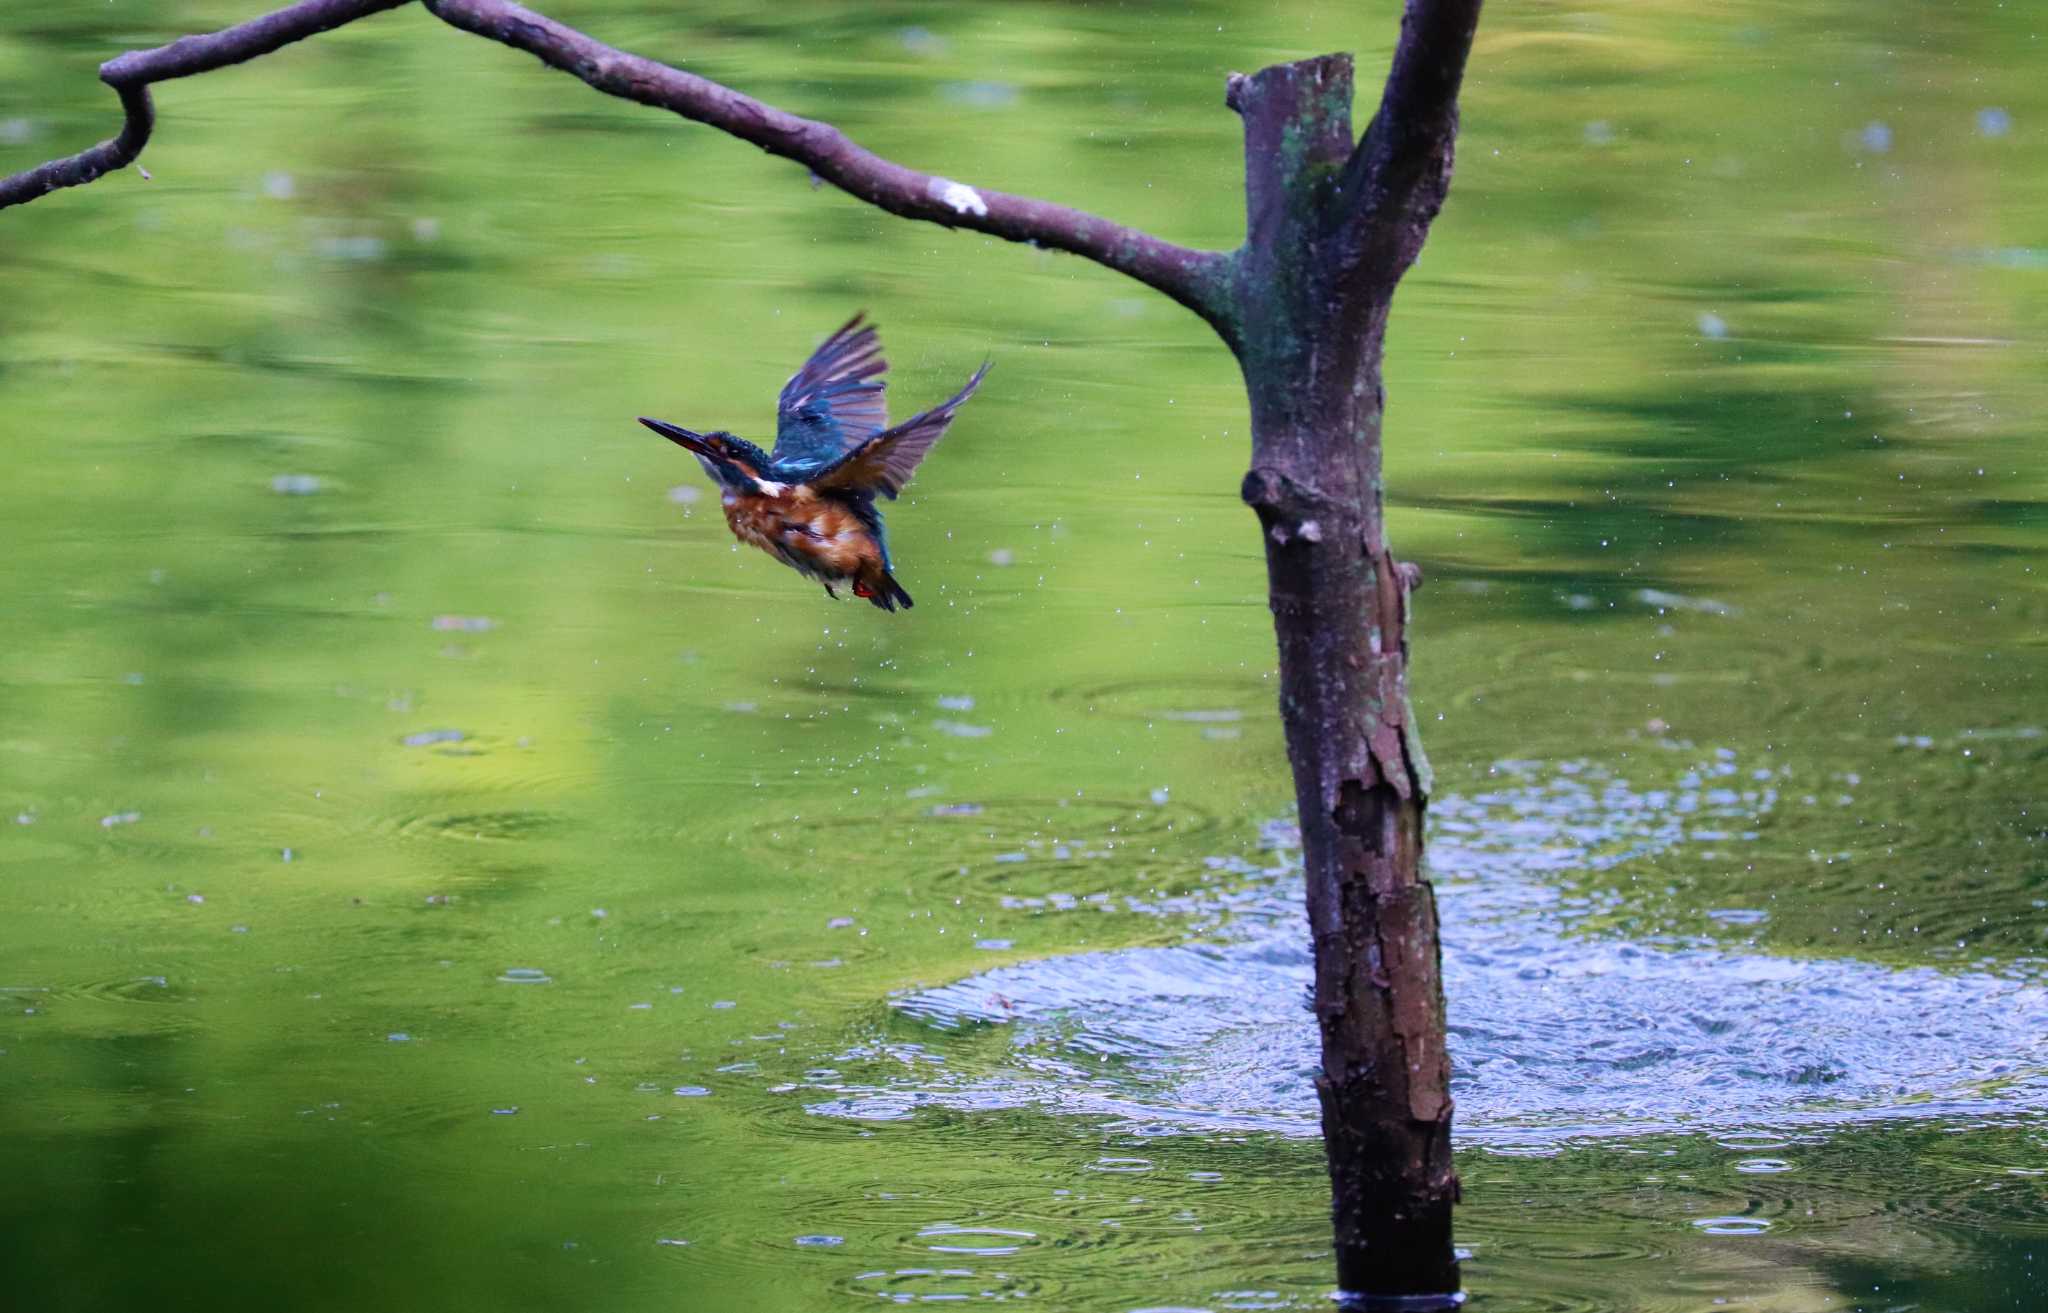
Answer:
[1,0,1235,326]
[420,0,1232,324]
[0,0,414,211]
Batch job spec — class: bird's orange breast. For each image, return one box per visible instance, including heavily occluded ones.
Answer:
[724,488,878,576]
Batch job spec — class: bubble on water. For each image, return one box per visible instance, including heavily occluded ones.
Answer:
[0,117,38,145]
[410,216,441,242]
[939,81,1019,110]
[899,26,946,56]
[1165,709,1241,724]
[1857,121,1892,153]
[655,1237,690,1247]
[490,1106,519,1116]
[431,615,495,633]
[827,917,855,929]
[270,473,322,495]
[100,811,142,828]
[937,694,976,711]
[1696,312,1729,340]
[314,234,385,262]
[1086,1156,1153,1174]
[386,1032,412,1043]
[498,967,552,985]
[1583,119,1616,146]
[918,1224,1037,1256]
[793,1234,844,1247]
[1977,107,2012,138]
[975,939,1013,951]
[934,720,993,738]
[668,484,700,504]
[1736,1158,1794,1174]
[402,729,466,747]
[262,170,295,199]
[1692,1216,1772,1235]
[1637,588,1737,617]
[988,548,1015,566]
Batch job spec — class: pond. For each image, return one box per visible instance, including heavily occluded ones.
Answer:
[1,2,2043,1309]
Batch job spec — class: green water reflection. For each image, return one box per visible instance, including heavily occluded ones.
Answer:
[2,2,2043,1310]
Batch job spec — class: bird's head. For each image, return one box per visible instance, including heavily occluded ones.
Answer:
[638,418,773,492]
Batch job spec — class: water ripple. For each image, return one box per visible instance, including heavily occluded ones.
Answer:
[808,757,2048,1145]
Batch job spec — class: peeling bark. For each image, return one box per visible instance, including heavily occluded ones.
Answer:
[1229,44,1469,1302]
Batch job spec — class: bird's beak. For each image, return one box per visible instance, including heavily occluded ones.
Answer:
[638,416,712,457]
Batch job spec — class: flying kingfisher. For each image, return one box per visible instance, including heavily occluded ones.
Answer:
[639,314,989,613]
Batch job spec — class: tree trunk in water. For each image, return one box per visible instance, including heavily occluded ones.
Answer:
[1225,55,1460,1302]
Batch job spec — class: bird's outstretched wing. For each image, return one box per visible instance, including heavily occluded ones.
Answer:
[810,362,990,500]
[772,313,889,474]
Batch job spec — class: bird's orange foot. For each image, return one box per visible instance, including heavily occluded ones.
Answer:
[852,581,876,600]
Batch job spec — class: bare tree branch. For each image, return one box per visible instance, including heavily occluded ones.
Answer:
[1,0,1234,325]
[1334,0,1483,292]
[0,0,414,211]
[419,0,1233,324]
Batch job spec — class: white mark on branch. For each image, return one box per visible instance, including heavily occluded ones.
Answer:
[929,176,988,217]
[1299,519,1324,543]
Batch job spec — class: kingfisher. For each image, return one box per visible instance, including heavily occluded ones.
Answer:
[639,314,989,613]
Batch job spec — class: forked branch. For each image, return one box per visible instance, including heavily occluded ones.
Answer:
[1336,0,1483,293]
[0,0,1233,325]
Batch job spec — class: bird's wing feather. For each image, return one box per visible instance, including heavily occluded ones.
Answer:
[809,362,990,500]
[773,313,889,473]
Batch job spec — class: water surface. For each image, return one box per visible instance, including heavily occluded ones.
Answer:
[2,1,2044,1309]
